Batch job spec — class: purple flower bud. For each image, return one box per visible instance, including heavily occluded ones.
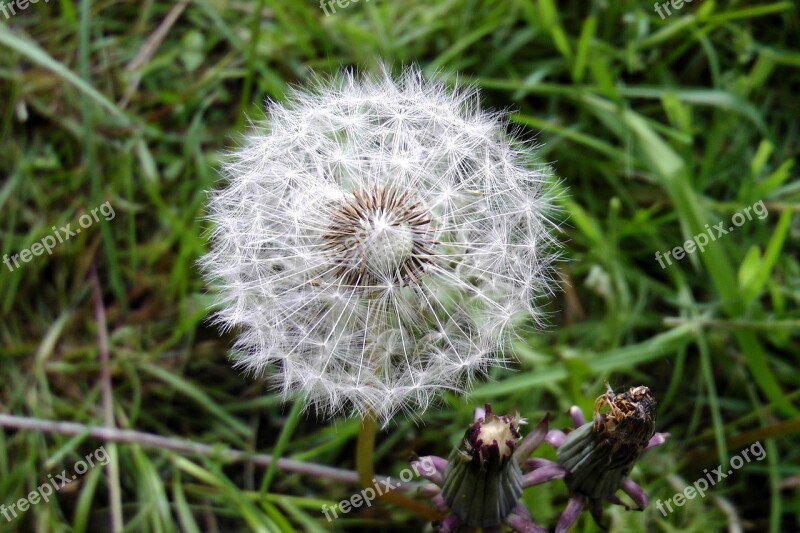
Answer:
[441,404,524,527]
[413,404,549,532]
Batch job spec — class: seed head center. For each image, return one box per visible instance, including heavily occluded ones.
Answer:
[362,215,415,276]
[324,187,434,288]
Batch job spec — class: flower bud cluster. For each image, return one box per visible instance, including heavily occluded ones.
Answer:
[412,385,668,532]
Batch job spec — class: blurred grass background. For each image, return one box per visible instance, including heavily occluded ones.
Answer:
[1,0,799,531]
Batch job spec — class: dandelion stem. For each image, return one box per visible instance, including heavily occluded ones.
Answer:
[355,412,441,521]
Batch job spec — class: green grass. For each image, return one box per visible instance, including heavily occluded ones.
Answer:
[1,0,798,531]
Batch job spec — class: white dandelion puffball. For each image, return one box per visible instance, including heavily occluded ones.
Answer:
[202,66,559,423]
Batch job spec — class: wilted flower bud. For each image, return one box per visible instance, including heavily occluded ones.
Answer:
[524,384,668,532]
[557,384,657,500]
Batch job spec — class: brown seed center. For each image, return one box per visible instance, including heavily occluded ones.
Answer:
[322,186,434,288]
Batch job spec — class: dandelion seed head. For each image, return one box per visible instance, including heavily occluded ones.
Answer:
[201,65,561,423]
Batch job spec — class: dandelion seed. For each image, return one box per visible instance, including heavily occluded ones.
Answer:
[201,65,560,423]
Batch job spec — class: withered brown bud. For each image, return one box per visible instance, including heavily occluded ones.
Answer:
[558,384,657,501]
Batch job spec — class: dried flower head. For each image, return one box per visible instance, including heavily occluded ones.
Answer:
[201,66,560,422]
[591,384,657,449]
[525,384,669,532]
[560,384,658,502]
